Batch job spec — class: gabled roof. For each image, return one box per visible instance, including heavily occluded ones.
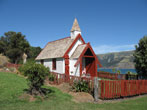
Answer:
[36,37,74,60]
[74,43,102,68]
[71,44,87,58]
[36,34,85,60]
[63,34,85,58]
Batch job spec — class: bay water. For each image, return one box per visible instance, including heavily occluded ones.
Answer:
[97,68,137,74]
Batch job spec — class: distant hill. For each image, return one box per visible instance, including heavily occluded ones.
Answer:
[96,50,135,69]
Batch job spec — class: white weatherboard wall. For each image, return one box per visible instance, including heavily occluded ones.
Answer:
[68,39,83,76]
[69,59,80,76]
[43,58,65,74]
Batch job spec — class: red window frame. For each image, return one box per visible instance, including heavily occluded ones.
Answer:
[52,58,56,70]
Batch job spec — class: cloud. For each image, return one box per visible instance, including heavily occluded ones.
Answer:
[93,44,136,54]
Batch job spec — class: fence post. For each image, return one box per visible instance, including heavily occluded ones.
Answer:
[94,77,99,102]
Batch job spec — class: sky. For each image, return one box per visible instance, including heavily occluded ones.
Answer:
[0,0,147,54]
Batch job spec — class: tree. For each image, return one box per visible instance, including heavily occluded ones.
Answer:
[28,46,42,59]
[0,31,30,64]
[133,36,147,78]
[19,62,49,95]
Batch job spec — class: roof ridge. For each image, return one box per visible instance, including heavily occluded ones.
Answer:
[78,43,87,46]
[63,34,85,58]
[70,43,87,59]
[47,36,71,44]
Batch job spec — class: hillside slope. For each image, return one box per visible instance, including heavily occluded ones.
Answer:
[0,54,9,68]
[97,51,135,69]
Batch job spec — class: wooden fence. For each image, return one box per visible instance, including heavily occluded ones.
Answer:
[6,63,21,69]
[97,72,140,80]
[48,73,147,100]
[48,72,94,90]
[99,80,147,99]
[97,72,126,80]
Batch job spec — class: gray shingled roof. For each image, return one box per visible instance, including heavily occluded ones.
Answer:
[36,37,74,60]
[71,44,87,58]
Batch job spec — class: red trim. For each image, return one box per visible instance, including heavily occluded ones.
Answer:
[80,58,82,76]
[63,34,85,76]
[63,34,85,57]
[83,55,94,58]
[85,58,95,77]
[74,44,88,67]
[95,60,98,77]
[87,43,102,67]
[74,58,81,67]
[65,55,69,75]
[74,43,102,76]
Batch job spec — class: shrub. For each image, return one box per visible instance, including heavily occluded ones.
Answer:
[127,71,132,75]
[18,60,35,75]
[48,74,55,81]
[127,71,137,75]
[117,70,121,74]
[19,61,50,96]
[72,80,90,92]
[9,67,17,72]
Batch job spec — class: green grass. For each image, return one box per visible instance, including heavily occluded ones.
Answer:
[0,72,147,110]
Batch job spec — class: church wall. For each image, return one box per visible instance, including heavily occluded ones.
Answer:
[36,58,65,74]
[69,59,80,76]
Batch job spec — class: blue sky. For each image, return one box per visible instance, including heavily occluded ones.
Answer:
[0,0,147,54]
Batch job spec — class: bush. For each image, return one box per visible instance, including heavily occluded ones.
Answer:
[48,74,55,81]
[127,71,137,75]
[18,60,35,75]
[9,67,17,72]
[117,70,121,74]
[19,61,50,96]
[72,80,90,92]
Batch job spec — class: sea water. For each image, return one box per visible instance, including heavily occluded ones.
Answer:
[97,68,137,74]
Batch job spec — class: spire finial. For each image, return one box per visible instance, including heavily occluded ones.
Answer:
[71,18,81,32]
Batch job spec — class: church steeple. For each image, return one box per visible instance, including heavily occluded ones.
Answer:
[70,18,81,39]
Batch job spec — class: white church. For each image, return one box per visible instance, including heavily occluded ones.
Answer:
[36,18,102,77]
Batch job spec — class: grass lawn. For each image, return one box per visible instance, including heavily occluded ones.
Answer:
[0,72,147,110]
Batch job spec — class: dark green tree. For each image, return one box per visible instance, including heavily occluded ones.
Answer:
[133,36,147,78]
[28,46,42,59]
[0,31,30,64]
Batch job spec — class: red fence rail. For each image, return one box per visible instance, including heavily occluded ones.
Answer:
[6,63,21,69]
[48,73,147,100]
[99,80,147,99]
[48,72,94,90]
[98,72,132,80]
